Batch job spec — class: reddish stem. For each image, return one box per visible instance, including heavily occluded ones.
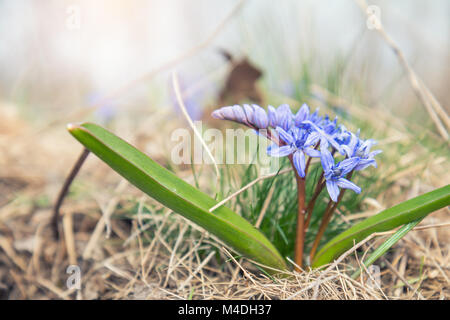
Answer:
[304,173,325,231]
[309,198,335,261]
[289,155,306,271]
[309,171,354,262]
[52,148,90,239]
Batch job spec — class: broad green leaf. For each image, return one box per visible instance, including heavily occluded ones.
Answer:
[351,218,422,279]
[68,122,287,272]
[312,184,450,268]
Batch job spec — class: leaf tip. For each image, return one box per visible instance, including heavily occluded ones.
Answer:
[67,122,84,133]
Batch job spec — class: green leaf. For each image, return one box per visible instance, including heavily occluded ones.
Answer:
[351,218,422,279]
[68,122,287,272]
[312,184,450,268]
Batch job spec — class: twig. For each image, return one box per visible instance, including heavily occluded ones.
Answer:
[255,185,275,228]
[164,224,189,287]
[355,0,449,140]
[82,180,128,260]
[381,256,425,299]
[178,251,216,291]
[286,275,339,300]
[62,211,77,266]
[52,148,90,239]
[0,236,28,272]
[172,71,221,182]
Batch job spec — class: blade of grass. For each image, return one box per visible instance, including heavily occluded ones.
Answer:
[351,218,423,279]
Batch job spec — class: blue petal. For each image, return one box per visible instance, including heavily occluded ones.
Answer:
[243,104,255,124]
[276,126,295,145]
[369,150,382,158]
[319,137,330,150]
[336,178,361,194]
[293,150,306,177]
[320,148,334,173]
[361,139,377,150]
[310,108,320,122]
[267,145,294,157]
[211,109,225,120]
[268,105,277,127]
[339,157,360,174]
[231,105,247,124]
[305,131,320,146]
[252,104,268,129]
[354,158,376,171]
[220,106,235,120]
[276,104,293,131]
[305,148,321,158]
[347,133,359,155]
[340,145,353,158]
[326,180,340,202]
[294,103,309,126]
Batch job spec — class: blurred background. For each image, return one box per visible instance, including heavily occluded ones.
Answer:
[0,0,448,121]
[1,0,448,192]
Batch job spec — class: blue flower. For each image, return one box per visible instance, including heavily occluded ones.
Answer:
[333,125,351,146]
[320,149,361,202]
[320,116,339,136]
[267,126,321,177]
[213,102,381,188]
[302,120,343,153]
[308,107,323,126]
[341,132,382,171]
[87,93,117,124]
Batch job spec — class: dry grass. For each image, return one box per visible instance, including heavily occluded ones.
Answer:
[0,101,448,300]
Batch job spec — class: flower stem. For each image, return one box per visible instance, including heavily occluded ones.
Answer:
[309,171,354,262]
[294,175,306,271]
[304,173,325,231]
[289,155,306,271]
[309,197,337,261]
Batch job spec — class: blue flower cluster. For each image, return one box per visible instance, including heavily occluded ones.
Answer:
[212,103,381,202]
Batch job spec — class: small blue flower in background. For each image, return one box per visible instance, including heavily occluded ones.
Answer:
[320,149,361,202]
[267,126,321,177]
[87,93,117,125]
[171,74,207,121]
